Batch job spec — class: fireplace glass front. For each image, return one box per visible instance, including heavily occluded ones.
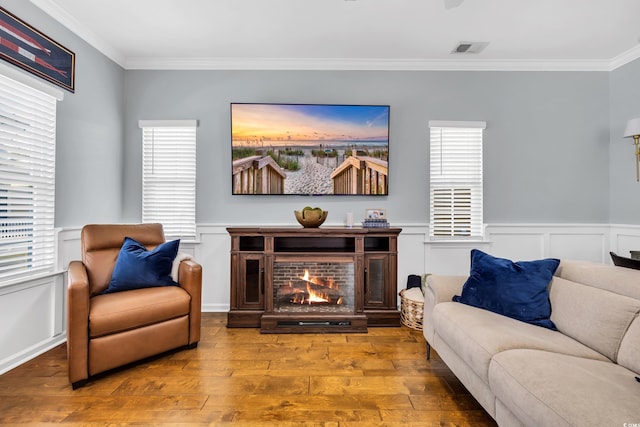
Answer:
[273,259,355,314]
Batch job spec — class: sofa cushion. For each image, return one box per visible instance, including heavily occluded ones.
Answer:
[549,276,640,362]
[432,301,608,384]
[617,315,640,374]
[104,237,179,294]
[555,260,640,300]
[489,349,640,427]
[89,286,191,338]
[453,250,560,329]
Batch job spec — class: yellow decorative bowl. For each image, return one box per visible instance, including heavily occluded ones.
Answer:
[294,209,328,228]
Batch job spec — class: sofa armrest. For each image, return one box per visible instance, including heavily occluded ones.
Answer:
[426,275,467,304]
[423,275,467,344]
[66,260,90,386]
[178,259,202,345]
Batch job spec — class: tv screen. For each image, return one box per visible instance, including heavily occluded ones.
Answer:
[231,103,390,195]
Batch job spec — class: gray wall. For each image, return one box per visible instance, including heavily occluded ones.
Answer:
[609,59,640,224]
[123,70,610,225]
[0,0,124,228]
[0,1,627,229]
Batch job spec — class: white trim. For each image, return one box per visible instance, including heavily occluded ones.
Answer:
[30,0,126,68]
[0,270,66,291]
[124,56,616,72]
[202,303,229,313]
[138,120,198,128]
[0,335,66,375]
[609,45,640,71]
[428,120,487,129]
[0,62,63,100]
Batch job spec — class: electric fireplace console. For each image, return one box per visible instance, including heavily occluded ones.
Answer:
[227,226,402,333]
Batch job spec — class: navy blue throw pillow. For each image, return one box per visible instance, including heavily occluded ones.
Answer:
[452,249,560,330]
[104,237,180,294]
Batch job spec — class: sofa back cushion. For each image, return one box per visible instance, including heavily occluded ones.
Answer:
[617,315,640,374]
[556,260,640,300]
[549,276,640,362]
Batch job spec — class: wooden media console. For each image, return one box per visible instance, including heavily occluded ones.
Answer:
[226,226,401,333]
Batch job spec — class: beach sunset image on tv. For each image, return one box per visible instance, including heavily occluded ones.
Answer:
[231,103,390,195]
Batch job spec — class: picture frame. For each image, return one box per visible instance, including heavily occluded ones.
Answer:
[0,6,75,92]
[365,208,386,219]
[231,103,390,196]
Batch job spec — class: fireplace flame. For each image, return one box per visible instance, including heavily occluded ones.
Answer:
[306,282,329,304]
[289,269,343,305]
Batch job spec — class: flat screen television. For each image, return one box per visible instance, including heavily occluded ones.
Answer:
[231,103,390,196]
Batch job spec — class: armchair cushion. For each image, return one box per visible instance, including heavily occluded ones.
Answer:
[104,237,180,294]
[89,286,191,338]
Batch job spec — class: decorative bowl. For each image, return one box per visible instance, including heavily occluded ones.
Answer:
[294,208,328,228]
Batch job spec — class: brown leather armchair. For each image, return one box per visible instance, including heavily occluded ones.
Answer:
[67,223,202,389]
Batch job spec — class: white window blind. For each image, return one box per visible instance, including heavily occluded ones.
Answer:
[140,120,197,240]
[0,73,57,281]
[429,121,485,239]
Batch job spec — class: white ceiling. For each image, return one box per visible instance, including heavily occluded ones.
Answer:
[31,0,640,71]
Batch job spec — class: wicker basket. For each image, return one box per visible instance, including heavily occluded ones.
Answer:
[399,288,424,331]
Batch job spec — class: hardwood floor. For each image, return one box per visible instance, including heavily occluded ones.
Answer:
[0,313,496,426]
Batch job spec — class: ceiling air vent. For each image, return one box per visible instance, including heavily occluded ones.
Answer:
[451,42,489,54]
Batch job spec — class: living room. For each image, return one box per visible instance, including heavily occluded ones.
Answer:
[0,0,639,424]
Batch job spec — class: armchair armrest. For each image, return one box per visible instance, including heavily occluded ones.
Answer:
[178,259,202,345]
[66,260,90,386]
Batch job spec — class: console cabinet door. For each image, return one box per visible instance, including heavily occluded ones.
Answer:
[237,254,264,309]
[364,254,389,308]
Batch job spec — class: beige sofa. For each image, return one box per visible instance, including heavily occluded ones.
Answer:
[423,260,640,427]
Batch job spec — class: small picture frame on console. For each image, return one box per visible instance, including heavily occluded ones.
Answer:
[365,208,386,219]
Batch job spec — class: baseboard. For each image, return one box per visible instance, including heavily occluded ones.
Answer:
[201,303,229,312]
[0,334,67,375]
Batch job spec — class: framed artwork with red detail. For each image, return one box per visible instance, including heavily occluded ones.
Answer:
[0,6,75,92]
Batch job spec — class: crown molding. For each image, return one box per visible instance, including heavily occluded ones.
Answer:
[124,56,614,72]
[609,44,640,71]
[30,0,125,67]
[30,0,640,72]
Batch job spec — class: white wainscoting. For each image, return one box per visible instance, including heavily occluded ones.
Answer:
[423,224,621,276]
[2,222,639,374]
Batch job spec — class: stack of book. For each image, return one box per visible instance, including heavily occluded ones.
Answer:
[362,218,389,228]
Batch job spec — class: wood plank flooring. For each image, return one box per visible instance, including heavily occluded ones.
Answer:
[0,313,496,426]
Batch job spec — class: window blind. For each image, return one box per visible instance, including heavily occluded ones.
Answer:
[429,121,485,238]
[140,120,197,240]
[0,74,57,281]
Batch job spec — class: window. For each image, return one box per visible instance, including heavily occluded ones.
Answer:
[429,121,485,239]
[0,74,57,281]
[139,120,197,240]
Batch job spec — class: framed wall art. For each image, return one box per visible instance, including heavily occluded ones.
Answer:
[231,103,390,196]
[0,6,75,92]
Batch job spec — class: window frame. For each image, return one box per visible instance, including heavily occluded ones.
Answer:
[0,73,58,282]
[428,120,486,240]
[139,120,198,241]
